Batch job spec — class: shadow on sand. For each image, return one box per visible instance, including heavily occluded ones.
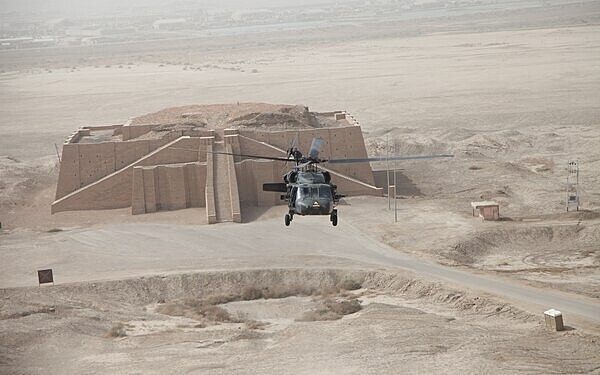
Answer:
[372,169,423,196]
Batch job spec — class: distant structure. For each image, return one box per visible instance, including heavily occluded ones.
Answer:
[51,103,382,223]
[0,37,57,49]
[566,161,579,211]
[153,18,187,31]
[471,201,500,221]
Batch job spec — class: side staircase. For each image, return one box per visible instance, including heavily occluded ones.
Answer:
[205,133,242,223]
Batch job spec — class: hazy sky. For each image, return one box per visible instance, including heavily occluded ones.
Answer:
[2,0,593,19]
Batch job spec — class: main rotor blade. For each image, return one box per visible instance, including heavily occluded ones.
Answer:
[168,147,292,162]
[285,132,299,166]
[308,137,324,160]
[289,133,298,150]
[327,154,454,164]
[263,183,287,192]
[207,150,292,162]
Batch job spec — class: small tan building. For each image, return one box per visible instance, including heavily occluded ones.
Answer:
[471,201,500,221]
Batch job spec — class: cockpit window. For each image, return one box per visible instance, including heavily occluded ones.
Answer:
[297,185,332,199]
[319,186,332,198]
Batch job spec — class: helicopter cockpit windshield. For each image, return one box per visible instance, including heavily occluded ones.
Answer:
[297,185,332,200]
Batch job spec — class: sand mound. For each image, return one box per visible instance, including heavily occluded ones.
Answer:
[0,268,533,323]
[0,155,58,207]
[441,224,600,298]
[445,225,599,267]
[365,129,452,158]
[130,103,320,131]
[3,271,599,374]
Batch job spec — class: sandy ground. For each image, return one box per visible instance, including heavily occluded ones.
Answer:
[1,2,600,373]
[2,269,600,374]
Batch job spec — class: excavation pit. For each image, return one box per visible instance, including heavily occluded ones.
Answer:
[2,269,599,374]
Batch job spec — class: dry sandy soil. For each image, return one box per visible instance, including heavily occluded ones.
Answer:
[1,1,600,373]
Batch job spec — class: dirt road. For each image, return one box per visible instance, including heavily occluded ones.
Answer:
[2,212,598,330]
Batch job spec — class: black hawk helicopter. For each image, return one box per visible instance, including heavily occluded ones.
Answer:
[263,137,342,226]
[213,137,452,227]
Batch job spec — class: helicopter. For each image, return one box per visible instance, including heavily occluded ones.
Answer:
[263,137,342,226]
[214,137,453,227]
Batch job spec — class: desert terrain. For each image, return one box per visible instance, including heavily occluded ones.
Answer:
[1,1,600,373]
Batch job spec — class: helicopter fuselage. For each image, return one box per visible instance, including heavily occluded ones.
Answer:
[290,183,334,216]
[261,138,344,226]
[278,169,340,225]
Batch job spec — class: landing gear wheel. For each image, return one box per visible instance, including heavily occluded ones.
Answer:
[285,214,291,226]
[331,213,338,226]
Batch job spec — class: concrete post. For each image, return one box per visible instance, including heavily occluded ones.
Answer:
[544,309,564,331]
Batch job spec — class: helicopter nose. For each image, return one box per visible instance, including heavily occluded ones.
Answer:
[318,200,331,210]
[310,199,330,213]
[298,199,330,215]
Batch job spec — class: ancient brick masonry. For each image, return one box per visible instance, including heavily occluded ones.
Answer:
[52,104,382,223]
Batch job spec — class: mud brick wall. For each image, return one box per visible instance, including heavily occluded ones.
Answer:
[235,160,282,207]
[52,137,204,213]
[238,126,375,185]
[56,138,175,200]
[131,163,207,215]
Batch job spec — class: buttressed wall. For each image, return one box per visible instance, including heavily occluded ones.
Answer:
[131,162,207,214]
[52,104,382,223]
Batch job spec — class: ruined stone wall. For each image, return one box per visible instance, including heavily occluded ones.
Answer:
[121,120,216,141]
[56,138,176,200]
[53,122,381,215]
[235,160,282,207]
[237,135,289,160]
[52,137,204,214]
[131,163,207,215]
[238,126,375,185]
[52,168,135,213]
[326,126,373,183]
[122,120,155,141]
[234,159,381,207]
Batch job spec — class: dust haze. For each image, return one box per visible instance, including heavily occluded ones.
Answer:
[1,0,600,374]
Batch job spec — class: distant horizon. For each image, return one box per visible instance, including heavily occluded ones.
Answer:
[1,0,596,19]
[0,0,341,16]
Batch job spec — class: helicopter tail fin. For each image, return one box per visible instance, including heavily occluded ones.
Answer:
[308,137,324,160]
